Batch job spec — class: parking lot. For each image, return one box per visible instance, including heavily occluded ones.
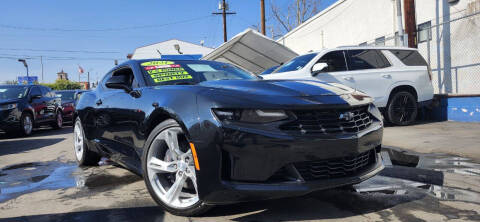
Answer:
[1,121,479,222]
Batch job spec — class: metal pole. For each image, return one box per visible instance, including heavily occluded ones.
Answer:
[261,0,266,35]
[26,65,29,78]
[40,56,44,83]
[87,72,90,89]
[396,0,405,46]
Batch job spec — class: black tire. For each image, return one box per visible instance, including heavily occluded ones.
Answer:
[74,117,100,166]
[386,91,418,126]
[142,119,212,216]
[19,112,34,136]
[51,111,63,129]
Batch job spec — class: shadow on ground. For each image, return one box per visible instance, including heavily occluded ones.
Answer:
[0,207,166,222]
[0,127,72,155]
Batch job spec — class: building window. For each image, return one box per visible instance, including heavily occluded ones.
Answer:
[417,21,432,43]
[375,37,385,46]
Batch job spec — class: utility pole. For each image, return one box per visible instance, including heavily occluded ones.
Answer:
[396,0,405,46]
[260,0,266,35]
[212,0,236,42]
[404,0,417,48]
[40,56,44,83]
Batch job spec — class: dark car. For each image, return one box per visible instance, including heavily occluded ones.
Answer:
[73,59,384,216]
[0,85,63,136]
[54,90,88,122]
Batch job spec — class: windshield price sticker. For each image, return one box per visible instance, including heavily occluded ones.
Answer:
[141,61,193,83]
[140,61,175,66]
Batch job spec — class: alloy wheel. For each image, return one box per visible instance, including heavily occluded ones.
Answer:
[23,115,33,135]
[74,121,84,161]
[57,112,63,128]
[146,127,199,209]
[389,92,417,125]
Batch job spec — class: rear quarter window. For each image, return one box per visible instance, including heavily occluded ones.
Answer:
[390,50,428,66]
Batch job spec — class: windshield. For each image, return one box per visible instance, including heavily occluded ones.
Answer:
[140,60,258,86]
[274,53,318,73]
[55,91,75,100]
[260,66,279,75]
[0,86,29,100]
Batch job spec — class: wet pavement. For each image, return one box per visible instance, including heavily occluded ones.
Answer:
[0,126,480,221]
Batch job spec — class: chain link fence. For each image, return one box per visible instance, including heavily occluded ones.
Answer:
[364,10,480,95]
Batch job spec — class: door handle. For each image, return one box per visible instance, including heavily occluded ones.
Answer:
[382,74,392,78]
[343,76,354,81]
[96,99,103,106]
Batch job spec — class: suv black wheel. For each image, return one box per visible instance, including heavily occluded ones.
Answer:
[386,91,418,126]
[74,117,100,166]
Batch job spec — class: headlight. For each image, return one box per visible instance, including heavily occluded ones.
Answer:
[368,103,383,121]
[213,109,288,123]
[0,103,17,110]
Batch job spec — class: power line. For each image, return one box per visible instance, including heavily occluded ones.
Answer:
[0,15,213,32]
[0,48,120,54]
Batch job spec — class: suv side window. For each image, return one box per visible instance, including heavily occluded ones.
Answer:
[30,86,42,97]
[40,87,50,97]
[389,50,428,66]
[315,50,347,72]
[347,50,390,71]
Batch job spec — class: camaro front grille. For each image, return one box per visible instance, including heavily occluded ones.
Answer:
[280,106,373,134]
[294,149,375,181]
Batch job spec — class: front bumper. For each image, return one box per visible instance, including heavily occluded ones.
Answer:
[62,106,75,121]
[0,109,22,132]
[194,120,384,204]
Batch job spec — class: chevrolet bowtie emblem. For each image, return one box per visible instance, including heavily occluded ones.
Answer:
[339,112,355,121]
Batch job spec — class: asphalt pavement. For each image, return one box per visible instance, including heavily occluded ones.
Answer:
[0,122,480,222]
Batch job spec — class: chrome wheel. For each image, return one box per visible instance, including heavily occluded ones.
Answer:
[146,127,199,209]
[23,115,33,135]
[74,120,84,161]
[56,112,63,128]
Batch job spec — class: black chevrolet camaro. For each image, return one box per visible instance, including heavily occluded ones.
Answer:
[73,59,384,216]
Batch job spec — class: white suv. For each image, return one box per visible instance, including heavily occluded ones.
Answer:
[263,46,434,125]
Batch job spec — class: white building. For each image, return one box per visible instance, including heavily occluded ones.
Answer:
[131,39,214,60]
[277,0,480,94]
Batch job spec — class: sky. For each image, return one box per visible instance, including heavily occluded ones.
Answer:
[0,0,337,84]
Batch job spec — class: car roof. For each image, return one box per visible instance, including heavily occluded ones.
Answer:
[309,46,418,54]
[0,84,34,88]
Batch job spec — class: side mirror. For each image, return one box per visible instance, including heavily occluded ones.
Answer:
[30,94,41,101]
[311,63,329,76]
[105,75,132,93]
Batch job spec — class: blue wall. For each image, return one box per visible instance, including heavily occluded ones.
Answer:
[447,97,480,122]
[431,96,480,122]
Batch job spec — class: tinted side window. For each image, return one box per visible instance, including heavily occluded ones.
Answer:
[30,87,42,97]
[316,51,347,72]
[40,87,49,97]
[390,50,428,66]
[347,50,390,71]
[274,53,317,73]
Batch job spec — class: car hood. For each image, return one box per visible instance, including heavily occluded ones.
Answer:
[198,79,355,97]
[0,98,22,105]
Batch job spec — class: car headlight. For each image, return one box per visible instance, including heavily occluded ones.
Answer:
[213,109,288,123]
[0,103,17,110]
[368,103,383,121]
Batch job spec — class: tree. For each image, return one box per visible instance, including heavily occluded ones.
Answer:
[41,79,82,90]
[270,0,321,37]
